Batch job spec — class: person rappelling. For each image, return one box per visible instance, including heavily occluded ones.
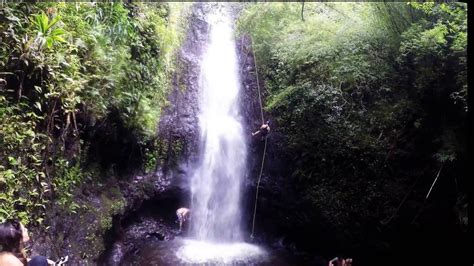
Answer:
[251,120,270,139]
[176,207,191,233]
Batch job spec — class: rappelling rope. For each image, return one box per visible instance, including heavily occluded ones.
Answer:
[250,36,267,239]
[251,137,266,239]
[252,37,265,125]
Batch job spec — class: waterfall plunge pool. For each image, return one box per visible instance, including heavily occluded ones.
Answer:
[176,239,267,264]
[120,236,306,265]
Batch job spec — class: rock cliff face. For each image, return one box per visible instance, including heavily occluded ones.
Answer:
[100,3,214,264]
[155,3,209,191]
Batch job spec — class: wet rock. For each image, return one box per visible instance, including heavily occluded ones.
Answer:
[106,243,125,266]
[102,209,181,265]
[157,3,210,188]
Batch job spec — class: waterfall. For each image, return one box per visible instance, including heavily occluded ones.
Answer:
[190,5,246,242]
[176,4,266,264]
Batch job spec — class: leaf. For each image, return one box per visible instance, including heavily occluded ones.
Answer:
[50,28,66,44]
[6,15,20,22]
[53,35,66,43]
[2,170,14,179]
[35,102,42,111]
[8,157,17,166]
[46,38,53,49]
[50,27,65,36]
[33,12,49,35]
[40,12,49,34]
[48,15,62,31]
[34,86,42,93]
[0,209,11,218]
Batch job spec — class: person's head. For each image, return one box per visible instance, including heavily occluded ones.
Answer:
[0,219,30,243]
[0,219,23,252]
[265,120,270,125]
[0,219,28,263]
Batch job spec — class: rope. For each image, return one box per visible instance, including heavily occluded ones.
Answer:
[381,172,423,226]
[250,137,267,239]
[250,36,267,239]
[412,164,444,224]
[251,36,264,124]
[425,164,443,200]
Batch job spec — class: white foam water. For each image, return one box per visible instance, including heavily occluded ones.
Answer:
[177,239,267,264]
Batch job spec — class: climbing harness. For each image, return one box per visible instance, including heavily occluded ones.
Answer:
[250,36,267,240]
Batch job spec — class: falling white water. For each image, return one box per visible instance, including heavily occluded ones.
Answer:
[176,5,267,264]
[191,6,245,242]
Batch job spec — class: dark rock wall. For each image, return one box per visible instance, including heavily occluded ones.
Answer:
[237,34,295,246]
[157,3,210,191]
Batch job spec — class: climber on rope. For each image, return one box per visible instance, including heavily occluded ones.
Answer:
[176,207,191,233]
[251,120,270,139]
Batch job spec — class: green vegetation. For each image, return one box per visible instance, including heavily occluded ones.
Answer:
[0,3,188,224]
[0,2,467,262]
[238,1,466,251]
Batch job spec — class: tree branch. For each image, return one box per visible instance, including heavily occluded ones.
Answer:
[301,1,305,21]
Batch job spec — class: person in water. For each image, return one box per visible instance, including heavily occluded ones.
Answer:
[251,120,270,138]
[176,208,191,233]
[0,219,53,266]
